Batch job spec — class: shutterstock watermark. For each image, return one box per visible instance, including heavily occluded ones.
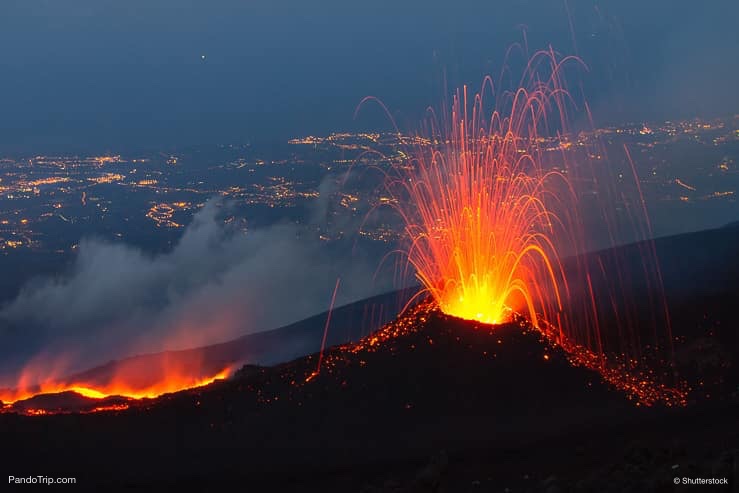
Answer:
[8,475,77,485]
[673,476,728,486]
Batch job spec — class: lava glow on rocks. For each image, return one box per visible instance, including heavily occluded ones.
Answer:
[304,301,687,407]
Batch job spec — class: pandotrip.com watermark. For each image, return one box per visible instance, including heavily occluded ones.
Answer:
[9,475,76,485]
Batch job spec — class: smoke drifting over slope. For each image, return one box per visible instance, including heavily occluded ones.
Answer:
[0,200,396,386]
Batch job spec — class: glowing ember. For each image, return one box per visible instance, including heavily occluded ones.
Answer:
[297,301,687,407]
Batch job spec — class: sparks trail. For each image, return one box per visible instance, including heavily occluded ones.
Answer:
[383,49,578,328]
[307,277,342,382]
[360,48,684,404]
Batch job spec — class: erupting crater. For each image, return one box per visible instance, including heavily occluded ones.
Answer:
[369,49,685,402]
[383,60,574,330]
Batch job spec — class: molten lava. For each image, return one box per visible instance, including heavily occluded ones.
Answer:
[389,55,573,328]
[371,48,684,401]
[1,368,231,405]
[1,356,233,414]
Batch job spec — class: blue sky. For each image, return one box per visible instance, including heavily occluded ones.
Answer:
[0,0,737,152]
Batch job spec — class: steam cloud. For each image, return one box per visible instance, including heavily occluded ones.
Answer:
[0,198,398,385]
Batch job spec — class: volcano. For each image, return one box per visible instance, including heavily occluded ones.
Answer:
[2,224,738,492]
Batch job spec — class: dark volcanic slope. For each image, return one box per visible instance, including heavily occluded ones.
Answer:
[3,302,736,492]
[2,225,738,491]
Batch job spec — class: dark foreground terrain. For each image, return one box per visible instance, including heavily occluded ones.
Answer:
[1,224,738,492]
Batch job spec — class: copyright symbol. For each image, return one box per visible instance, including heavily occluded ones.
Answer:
[674,477,680,484]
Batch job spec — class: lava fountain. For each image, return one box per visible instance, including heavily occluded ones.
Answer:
[382,50,578,329]
[367,48,685,404]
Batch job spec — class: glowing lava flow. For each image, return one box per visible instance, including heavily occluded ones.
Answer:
[385,53,575,328]
[1,322,237,415]
[0,366,233,413]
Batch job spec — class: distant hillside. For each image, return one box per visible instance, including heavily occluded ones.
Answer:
[53,287,418,392]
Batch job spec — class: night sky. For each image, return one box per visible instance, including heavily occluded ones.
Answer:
[0,0,737,152]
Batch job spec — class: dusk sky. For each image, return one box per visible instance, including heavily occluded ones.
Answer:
[0,0,737,152]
